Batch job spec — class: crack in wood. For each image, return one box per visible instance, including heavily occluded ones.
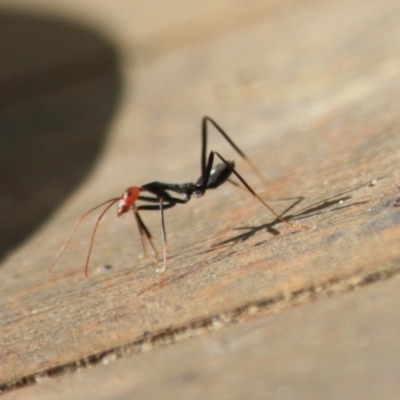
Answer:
[1,262,399,395]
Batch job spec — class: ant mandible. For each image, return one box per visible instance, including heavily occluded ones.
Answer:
[50,117,293,286]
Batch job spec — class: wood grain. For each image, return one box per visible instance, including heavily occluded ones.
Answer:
[1,0,400,396]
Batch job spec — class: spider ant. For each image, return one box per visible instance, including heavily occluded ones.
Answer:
[50,117,294,286]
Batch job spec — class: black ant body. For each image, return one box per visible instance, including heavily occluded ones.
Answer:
[50,117,293,285]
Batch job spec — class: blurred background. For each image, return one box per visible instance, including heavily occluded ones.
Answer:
[0,7,122,261]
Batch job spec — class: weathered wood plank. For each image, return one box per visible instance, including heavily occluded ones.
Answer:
[4,269,400,400]
[1,0,400,395]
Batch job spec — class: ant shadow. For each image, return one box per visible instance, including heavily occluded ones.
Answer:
[209,178,382,250]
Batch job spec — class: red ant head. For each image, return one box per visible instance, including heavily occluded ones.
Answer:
[117,187,142,216]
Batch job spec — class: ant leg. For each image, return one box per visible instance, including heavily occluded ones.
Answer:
[199,148,216,195]
[159,198,168,286]
[133,207,147,255]
[202,116,268,186]
[137,199,177,285]
[132,206,158,261]
[226,178,241,188]
[213,151,294,227]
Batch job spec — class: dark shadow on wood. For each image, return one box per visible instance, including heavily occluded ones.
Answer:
[212,178,385,248]
[0,9,123,261]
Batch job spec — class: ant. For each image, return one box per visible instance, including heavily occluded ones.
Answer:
[50,117,294,286]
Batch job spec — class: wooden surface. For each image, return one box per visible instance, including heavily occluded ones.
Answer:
[1,0,400,397]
